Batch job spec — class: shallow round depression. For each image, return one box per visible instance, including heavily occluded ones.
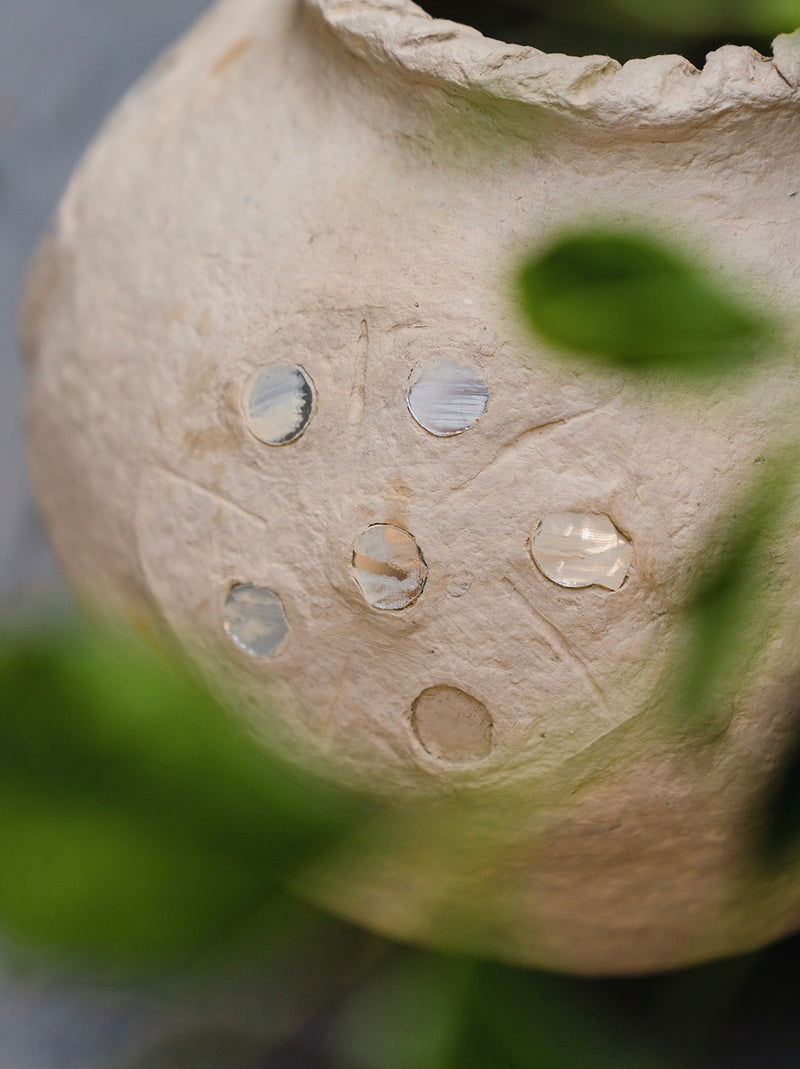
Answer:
[420,0,781,67]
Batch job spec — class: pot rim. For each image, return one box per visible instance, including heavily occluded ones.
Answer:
[309,0,800,126]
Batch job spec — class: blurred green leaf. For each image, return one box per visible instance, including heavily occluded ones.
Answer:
[664,460,792,735]
[425,0,796,62]
[605,0,800,37]
[517,230,769,374]
[756,725,800,865]
[0,621,367,970]
[333,952,473,1069]
[456,963,671,1069]
[333,951,671,1069]
[0,777,268,966]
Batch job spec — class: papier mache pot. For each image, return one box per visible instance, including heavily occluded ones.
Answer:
[21,0,800,973]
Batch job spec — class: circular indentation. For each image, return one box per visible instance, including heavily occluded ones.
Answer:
[352,524,427,611]
[531,512,632,591]
[407,360,489,436]
[243,364,314,445]
[223,583,288,657]
[411,686,493,763]
[446,570,474,598]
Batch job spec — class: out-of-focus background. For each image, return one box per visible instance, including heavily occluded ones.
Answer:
[0,6,311,1066]
[3,2,800,1067]
[1,1,214,610]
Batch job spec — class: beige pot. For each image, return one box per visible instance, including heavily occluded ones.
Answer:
[21,0,800,973]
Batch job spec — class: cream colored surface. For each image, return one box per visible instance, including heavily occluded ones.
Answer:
[22,0,800,972]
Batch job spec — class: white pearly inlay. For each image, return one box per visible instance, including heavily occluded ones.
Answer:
[352,524,427,610]
[223,583,289,657]
[243,364,314,445]
[531,513,631,591]
[407,360,489,436]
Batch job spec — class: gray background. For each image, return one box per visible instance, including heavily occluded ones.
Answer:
[1,0,212,609]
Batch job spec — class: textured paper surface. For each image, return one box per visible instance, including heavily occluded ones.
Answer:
[23,0,800,972]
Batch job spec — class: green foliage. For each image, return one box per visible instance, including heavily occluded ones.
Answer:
[757,727,800,865]
[455,962,670,1069]
[600,0,800,38]
[333,953,472,1069]
[425,0,798,63]
[0,622,365,970]
[665,460,792,735]
[517,230,769,375]
[333,951,671,1069]
[498,0,800,40]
